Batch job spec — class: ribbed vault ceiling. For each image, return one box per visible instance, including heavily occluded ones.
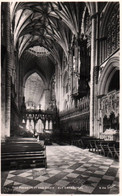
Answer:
[11,2,85,63]
[10,2,96,108]
[21,50,55,85]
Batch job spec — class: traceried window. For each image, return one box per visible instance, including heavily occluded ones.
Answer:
[100,3,119,64]
[106,4,119,57]
[84,8,91,48]
[25,72,45,109]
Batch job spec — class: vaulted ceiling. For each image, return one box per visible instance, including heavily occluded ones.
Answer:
[11,2,85,63]
[10,2,98,108]
[10,2,86,107]
[20,50,55,86]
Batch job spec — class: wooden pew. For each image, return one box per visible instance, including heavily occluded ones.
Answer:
[1,138,47,171]
[89,140,98,152]
[94,140,102,154]
[107,142,116,158]
[113,142,119,159]
[100,141,110,156]
[88,138,119,160]
[99,141,119,158]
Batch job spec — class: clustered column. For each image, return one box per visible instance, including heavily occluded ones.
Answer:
[90,13,99,137]
[5,3,12,137]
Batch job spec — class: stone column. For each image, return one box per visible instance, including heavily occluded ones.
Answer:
[44,89,50,110]
[59,72,63,111]
[68,47,73,109]
[90,14,96,136]
[93,13,99,138]
[33,120,36,135]
[90,16,95,136]
[58,67,61,109]
[90,14,99,137]
[5,3,12,137]
[55,64,60,109]
[68,47,73,95]
[1,6,6,140]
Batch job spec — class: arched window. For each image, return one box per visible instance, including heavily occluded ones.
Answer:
[49,120,53,130]
[30,119,34,131]
[36,119,44,133]
[100,3,119,63]
[45,120,48,129]
[26,119,30,130]
[84,8,91,48]
[24,72,45,109]
[106,4,119,57]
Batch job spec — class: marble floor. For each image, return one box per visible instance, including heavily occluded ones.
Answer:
[1,144,119,194]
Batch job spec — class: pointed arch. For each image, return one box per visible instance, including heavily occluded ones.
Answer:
[98,57,119,95]
[23,69,47,88]
[99,2,119,38]
[85,2,98,16]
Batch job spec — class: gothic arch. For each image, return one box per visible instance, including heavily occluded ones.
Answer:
[85,2,98,16]
[100,2,119,38]
[99,2,119,63]
[98,57,119,95]
[23,69,47,88]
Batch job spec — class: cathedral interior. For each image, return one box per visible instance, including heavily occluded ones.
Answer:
[1,2,120,194]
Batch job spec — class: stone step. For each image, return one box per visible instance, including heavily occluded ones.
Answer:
[2,151,43,155]
[2,153,44,158]
[2,155,46,161]
[2,145,45,152]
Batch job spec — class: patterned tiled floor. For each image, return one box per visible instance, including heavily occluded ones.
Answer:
[1,144,119,194]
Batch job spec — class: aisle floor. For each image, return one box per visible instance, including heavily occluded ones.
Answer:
[1,144,119,194]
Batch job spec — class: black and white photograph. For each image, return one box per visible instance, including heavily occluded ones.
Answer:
[1,1,120,194]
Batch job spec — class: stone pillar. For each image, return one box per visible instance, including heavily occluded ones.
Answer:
[14,51,19,107]
[5,3,12,137]
[34,121,36,135]
[59,72,63,111]
[17,61,21,109]
[93,13,99,138]
[55,65,60,109]
[1,5,6,140]
[68,47,73,109]
[44,89,50,110]
[90,12,100,137]
[97,97,102,137]
[68,47,73,94]
[90,14,96,136]
[57,68,61,109]
[93,66,99,138]
[90,16,95,136]
[19,60,25,110]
